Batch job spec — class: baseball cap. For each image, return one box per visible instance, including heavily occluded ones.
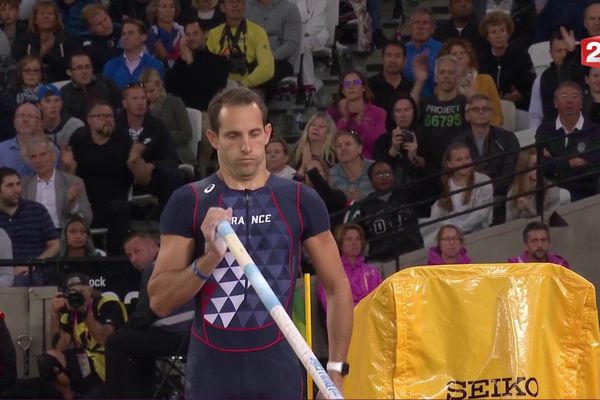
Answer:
[60,272,90,292]
[37,84,61,100]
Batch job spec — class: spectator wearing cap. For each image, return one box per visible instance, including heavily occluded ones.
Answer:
[79,3,123,73]
[21,137,93,229]
[102,18,164,89]
[0,167,59,286]
[37,83,84,147]
[39,271,127,398]
[61,51,121,121]
[0,102,58,177]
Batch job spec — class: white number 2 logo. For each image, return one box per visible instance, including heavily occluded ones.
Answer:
[586,41,600,63]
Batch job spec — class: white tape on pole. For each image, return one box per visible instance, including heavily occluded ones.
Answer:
[216,221,343,399]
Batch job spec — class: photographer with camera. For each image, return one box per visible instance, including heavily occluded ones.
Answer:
[38,273,127,399]
[206,0,274,89]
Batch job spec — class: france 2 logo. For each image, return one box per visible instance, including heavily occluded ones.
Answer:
[582,36,600,68]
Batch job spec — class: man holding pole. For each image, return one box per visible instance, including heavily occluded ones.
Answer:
[148,87,353,398]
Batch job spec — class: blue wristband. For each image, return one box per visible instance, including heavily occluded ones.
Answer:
[191,259,212,281]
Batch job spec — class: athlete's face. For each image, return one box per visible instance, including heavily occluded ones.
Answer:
[208,103,271,181]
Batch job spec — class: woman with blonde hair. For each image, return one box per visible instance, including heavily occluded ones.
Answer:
[289,112,337,171]
[146,0,185,68]
[506,147,562,221]
[140,67,194,164]
[12,0,73,82]
[10,54,44,104]
[439,37,503,127]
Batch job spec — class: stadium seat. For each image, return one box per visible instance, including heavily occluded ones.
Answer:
[186,107,203,159]
[514,127,536,148]
[528,41,551,77]
[500,100,516,132]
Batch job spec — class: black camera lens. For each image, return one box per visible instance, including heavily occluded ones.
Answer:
[66,290,85,309]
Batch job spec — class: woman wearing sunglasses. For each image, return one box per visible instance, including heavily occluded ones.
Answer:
[327,69,386,159]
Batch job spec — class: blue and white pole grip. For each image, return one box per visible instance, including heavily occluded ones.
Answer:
[216,221,343,399]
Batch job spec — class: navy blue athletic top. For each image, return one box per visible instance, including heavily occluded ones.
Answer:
[160,174,330,351]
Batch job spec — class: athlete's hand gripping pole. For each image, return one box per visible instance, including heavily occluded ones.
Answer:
[216,221,344,400]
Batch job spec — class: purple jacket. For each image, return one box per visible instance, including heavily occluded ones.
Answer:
[508,251,571,269]
[327,103,386,159]
[427,247,472,265]
[318,255,382,311]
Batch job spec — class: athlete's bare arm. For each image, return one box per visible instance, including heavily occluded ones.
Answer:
[148,207,232,317]
[304,230,353,390]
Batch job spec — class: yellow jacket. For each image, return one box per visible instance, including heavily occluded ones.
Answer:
[206,20,275,88]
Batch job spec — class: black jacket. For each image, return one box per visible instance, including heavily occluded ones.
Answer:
[61,75,122,120]
[433,16,488,55]
[78,24,123,73]
[540,59,586,122]
[453,126,520,196]
[165,48,229,111]
[479,44,535,111]
[357,189,423,261]
[12,29,75,82]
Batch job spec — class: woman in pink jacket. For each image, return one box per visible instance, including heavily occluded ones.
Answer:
[327,69,387,159]
[318,223,382,311]
[427,224,472,265]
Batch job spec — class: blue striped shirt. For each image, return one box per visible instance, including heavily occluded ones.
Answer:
[0,199,58,259]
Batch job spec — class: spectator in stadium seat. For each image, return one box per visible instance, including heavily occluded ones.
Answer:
[0,227,14,287]
[327,69,387,159]
[165,18,228,111]
[355,160,423,261]
[0,167,60,286]
[474,0,536,48]
[22,136,93,228]
[534,0,586,42]
[581,1,600,39]
[80,3,123,73]
[37,84,84,146]
[508,221,570,267]
[105,231,193,398]
[535,81,600,201]
[317,223,382,311]
[433,0,487,54]
[140,67,194,165]
[419,55,468,173]
[329,129,374,202]
[12,0,74,82]
[369,40,427,131]
[403,7,442,99]
[427,223,472,265]
[145,0,185,68]
[478,11,535,112]
[0,0,28,49]
[505,147,562,221]
[9,54,44,106]
[373,94,425,185]
[439,37,503,127]
[206,0,274,89]
[58,214,101,258]
[102,18,165,89]
[430,142,493,234]
[0,102,56,177]
[266,137,296,179]
[453,94,519,201]
[289,112,337,171]
[299,155,347,218]
[246,0,301,86]
[61,51,121,120]
[116,83,183,208]
[62,102,133,255]
[190,0,225,31]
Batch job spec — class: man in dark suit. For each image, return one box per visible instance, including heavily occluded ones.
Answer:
[536,81,600,201]
[21,137,93,229]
